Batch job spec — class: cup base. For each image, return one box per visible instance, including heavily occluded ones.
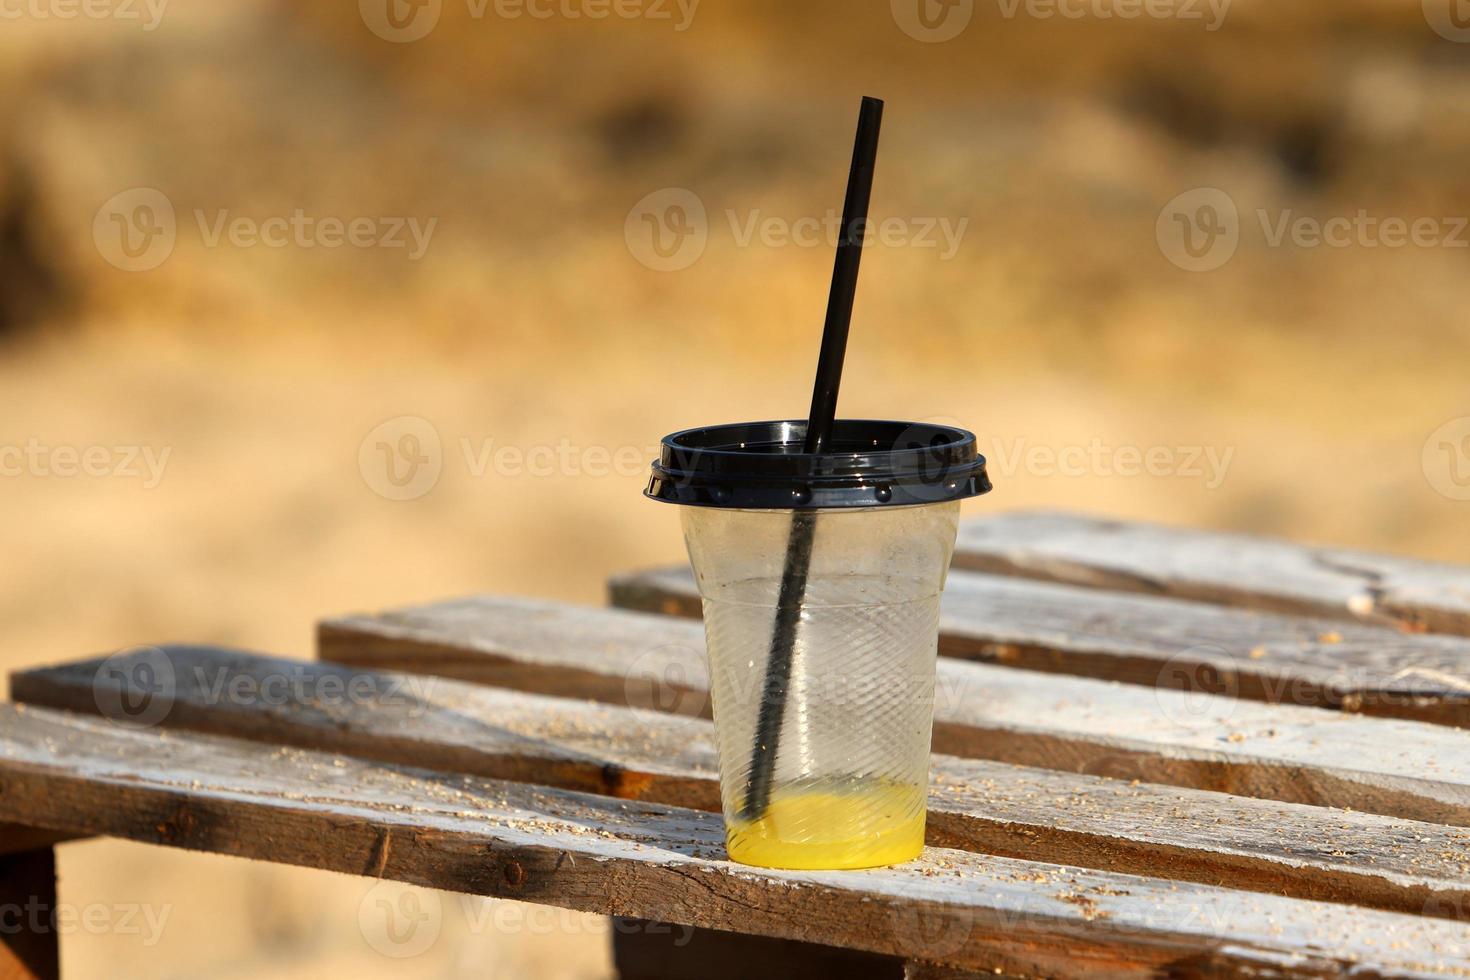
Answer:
[725,784,926,871]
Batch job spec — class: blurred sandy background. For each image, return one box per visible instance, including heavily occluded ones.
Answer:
[2,0,1469,975]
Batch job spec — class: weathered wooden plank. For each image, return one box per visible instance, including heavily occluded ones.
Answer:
[2,705,1467,979]
[609,564,1470,727]
[951,511,1470,636]
[0,845,60,980]
[319,597,1470,827]
[13,647,719,808]
[17,647,1470,918]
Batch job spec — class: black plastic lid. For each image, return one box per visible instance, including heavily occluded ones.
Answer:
[645,419,991,510]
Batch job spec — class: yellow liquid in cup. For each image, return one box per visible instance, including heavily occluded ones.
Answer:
[726,782,926,870]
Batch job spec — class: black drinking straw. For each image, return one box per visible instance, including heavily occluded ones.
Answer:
[741,96,884,822]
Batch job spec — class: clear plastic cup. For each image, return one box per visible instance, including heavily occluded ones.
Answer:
[646,420,990,870]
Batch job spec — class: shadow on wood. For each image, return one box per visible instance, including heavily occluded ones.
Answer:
[0,845,59,980]
[613,919,903,980]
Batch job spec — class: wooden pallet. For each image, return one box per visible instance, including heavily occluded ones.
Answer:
[3,512,1470,978]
